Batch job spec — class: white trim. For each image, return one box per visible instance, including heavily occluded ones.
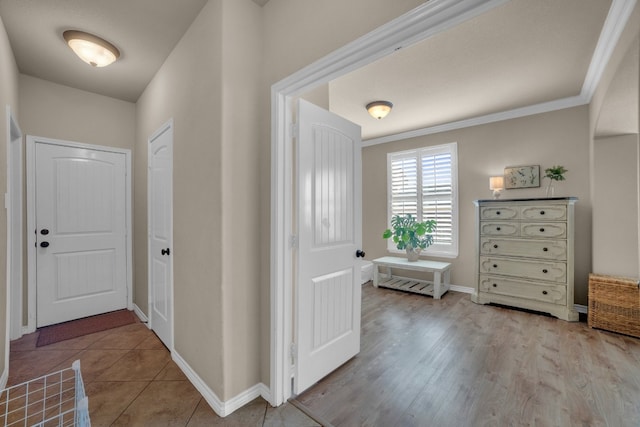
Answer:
[5,106,22,387]
[450,284,473,294]
[362,0,635,148]
[270,0,630,407]
[580,0,637,102]
[25,135,133,332]
[147,119,174,352]
[133,303,149,325]
[271,0,512,407]
[574,304,588,314]
[364,96,588,146]
[451,287,586,310]
[0,364,7,391]
[172,350,271,417]
[6,106,22,344]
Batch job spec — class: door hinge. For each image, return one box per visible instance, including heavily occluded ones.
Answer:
[289,235,298,249]
[290,342,297,362]
[290,123,299,140]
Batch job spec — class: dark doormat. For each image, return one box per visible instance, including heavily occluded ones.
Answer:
[36,309,137,347]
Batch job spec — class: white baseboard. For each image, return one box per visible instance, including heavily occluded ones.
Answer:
[172,350,271,417]
[450,287,588,316]
[574,304,588,314]
[450,284,473,294]
[0,366,7,390]
[132,304,149,327]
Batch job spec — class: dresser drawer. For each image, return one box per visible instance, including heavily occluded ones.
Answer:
[480,222,519,237]
[479,275,567,305]
[480,206,519,220]
[479,256,566,283]
[521,205,566,221]
[480,237,567,260]
[521,222,566,239]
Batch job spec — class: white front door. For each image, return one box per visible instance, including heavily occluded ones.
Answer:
[295,99,362,394]
[148,121,173,349]
[35,141,127,327]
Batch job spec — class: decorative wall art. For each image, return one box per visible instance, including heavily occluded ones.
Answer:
[504,165,540,189]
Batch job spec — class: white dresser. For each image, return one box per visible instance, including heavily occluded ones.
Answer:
[471,197,579,321]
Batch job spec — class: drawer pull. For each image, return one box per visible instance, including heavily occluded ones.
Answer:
[493,244,498,249]
[539,228,545,232]
[542,290,548,295]
[493,264,498,268]
[496,227,501,231]
[542,269,548,274]
[540,210,545,215]
[492,283,497,288]
[543,247,548,252]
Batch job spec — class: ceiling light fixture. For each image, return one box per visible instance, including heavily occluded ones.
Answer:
[63,30,120,67]
[366,100,393,120]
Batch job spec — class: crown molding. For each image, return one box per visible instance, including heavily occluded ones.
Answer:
[362,0,637,147]
[363,95,588,146]
[581,0,637,101]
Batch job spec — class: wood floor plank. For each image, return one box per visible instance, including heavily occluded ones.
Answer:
[297,284,640,426]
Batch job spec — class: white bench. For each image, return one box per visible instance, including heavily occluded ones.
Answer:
[372,256,452,299]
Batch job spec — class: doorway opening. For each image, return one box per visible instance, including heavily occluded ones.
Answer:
[269,0,510,406]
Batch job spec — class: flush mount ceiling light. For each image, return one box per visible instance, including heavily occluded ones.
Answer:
[366,100,393,120]
[63,30,120,67]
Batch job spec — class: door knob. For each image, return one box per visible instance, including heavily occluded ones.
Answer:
[40,229,49,235]
[40,242,49,248]
[356,249,365,258]
[161,248,170,256]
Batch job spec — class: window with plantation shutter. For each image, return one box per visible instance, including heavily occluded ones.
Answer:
[387,142,458,257]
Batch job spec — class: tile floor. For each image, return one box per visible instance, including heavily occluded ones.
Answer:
[8,318,321,426]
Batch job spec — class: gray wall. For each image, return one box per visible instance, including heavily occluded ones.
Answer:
[362,107,593,304]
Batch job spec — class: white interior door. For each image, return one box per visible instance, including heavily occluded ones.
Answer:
[148,121,173,349]
[35,142,127,327]
[295,99,362,394]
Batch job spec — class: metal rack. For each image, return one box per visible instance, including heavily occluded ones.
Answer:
[0,360,90,426]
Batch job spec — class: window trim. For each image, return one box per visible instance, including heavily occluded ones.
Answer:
[386,142,458,258]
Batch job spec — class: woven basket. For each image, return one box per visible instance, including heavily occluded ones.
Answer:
[588,273,640,338]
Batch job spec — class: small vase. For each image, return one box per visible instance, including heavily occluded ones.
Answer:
[405,246,421,262]
[545,182,555,197]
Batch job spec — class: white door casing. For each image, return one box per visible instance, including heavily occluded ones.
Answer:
[148,120,174,350]
[33,141,127,327]
[271,1,515,405]
[295,99,362,394]
[6,107,22,340]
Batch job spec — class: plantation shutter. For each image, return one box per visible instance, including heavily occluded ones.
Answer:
[422,151,453,245]
[389,153,418,218]
[387,143,457,257]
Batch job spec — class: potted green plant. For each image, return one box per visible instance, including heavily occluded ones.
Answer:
[544,165,568,197]
[382,214,437,262]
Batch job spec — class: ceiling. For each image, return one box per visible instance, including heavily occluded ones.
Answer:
[0,0,209,102]
[0,0,635,138]
[330,0,623,140]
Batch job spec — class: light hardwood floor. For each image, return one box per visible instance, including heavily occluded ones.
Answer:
[297,283,640,426]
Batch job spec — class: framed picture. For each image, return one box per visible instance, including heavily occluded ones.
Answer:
[504,165,540,189]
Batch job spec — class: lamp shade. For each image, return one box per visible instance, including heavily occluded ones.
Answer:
[63,30,120,67]
[489,176,504,190]
[366,101,393,119]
